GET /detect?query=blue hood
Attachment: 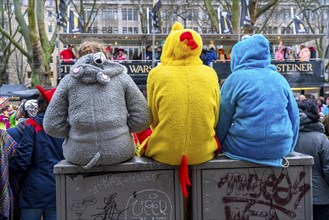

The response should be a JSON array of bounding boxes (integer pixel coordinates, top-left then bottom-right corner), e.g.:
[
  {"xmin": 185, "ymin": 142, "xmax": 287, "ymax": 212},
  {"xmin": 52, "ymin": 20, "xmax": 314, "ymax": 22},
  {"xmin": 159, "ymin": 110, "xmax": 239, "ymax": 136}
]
[{"xmin": 231, "ymin": 34, "xmax": 275, "ymax": 72}]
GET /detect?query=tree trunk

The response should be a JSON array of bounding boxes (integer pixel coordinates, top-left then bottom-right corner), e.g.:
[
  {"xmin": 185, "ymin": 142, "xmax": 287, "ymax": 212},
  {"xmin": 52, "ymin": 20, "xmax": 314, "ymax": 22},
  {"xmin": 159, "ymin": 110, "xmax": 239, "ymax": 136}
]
[
  {"xmin": 28, "ymin": 0, "xmax": 42, "ymax": 87},
  {"xmin": 204, "ymin": 0, "xmax": 219, "ymax": 33}
]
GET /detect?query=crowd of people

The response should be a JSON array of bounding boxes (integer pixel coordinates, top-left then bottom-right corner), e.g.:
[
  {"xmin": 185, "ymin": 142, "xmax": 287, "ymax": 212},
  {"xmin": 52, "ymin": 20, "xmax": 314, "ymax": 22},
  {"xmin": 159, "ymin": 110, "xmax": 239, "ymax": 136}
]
[
  {"xmin": 274, "ymin": 44, "xmax": 316, "ymax": 62},
  {"xmin": 1, "ymin": 23, "xmax": 328, "ymax": 220}
]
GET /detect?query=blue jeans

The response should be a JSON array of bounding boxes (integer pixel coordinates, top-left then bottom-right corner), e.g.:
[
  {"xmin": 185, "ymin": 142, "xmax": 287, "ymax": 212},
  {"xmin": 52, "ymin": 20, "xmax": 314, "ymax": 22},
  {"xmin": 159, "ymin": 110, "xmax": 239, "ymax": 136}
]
[{"xmin": 21, "ymin": 208, "xmax": 56, "ymax": 220}]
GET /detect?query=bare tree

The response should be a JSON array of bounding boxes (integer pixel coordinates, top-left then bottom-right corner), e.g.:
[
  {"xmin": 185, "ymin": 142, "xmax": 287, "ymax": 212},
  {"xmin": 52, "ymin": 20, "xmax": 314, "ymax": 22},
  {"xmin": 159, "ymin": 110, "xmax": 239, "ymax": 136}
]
[
  {"xmin": 0, "ymin": 0, "xmax": 57, "ymax": 86},
  {"xmin": 0, "ymin": 0, "xmax": 21, "ymax": 84},
  {"xmin": 294, "ymin": 0, "xmax": 329, "ymax": 72},
  {"xmin": 69, "ymin": 0, "xmax": 102, "ymax": 33}
]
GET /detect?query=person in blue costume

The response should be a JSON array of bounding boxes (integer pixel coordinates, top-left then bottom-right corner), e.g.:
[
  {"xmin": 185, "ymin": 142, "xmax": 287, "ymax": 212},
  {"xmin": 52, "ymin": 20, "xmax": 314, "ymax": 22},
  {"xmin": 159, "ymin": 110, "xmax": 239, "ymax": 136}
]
[{"xmin": 215, "ymin": 34, "xmax": 299, "ymax": 167}]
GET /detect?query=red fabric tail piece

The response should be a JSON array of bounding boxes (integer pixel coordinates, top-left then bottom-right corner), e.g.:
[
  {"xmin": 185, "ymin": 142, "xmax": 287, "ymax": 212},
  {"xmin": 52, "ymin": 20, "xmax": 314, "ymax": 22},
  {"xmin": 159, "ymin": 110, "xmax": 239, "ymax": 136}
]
[
  {"xmin": 179, "ymin": 155, "xmax": 191, "ymax": 198},
  {"xmin": 214, "ymin": 135, "xmax": 221, "ymax": 155}
]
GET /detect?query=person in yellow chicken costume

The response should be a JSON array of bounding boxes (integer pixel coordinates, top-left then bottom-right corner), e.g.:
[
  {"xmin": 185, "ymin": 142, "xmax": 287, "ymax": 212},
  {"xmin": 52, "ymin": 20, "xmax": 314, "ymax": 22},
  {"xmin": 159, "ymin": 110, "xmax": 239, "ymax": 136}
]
[{"xmin": 144, "ymin": 22, "xmax": 220, "ymax": 198}]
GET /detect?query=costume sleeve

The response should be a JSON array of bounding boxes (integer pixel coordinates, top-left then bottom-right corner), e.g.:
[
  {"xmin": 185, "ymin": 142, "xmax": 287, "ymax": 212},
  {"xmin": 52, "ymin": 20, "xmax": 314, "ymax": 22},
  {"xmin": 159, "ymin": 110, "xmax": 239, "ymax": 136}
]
[
  {"xmin": 286, "ymin": 88, "xmax": 300, "ymax": 152},
  {"xmin": 124, "ymin": 74, "xmax": 152, "ymax": 133},
  {"xmin": 215, "ymin": 78, "xmax": 236, "ymax": 144},
  {"xmin": 44, "ymin": 76, "xmax": 70, "ymax": 138},
  {"xmin": 320, "ymin": 137, "xmax": 329, "ymax": 185},
  {"xmin": 9, "ymin": 126, "xmax": 34, "ymax": 174}
]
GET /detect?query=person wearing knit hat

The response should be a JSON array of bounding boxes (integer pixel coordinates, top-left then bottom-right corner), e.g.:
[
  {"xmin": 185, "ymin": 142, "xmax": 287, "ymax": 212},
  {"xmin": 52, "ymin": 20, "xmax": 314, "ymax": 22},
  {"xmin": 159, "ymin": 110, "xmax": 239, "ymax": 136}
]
[
  {"xmin": 9, "ymin": 86, "xmax": 64, "ymax": 220},
  {"xmin": 43, "ymin": 43, "xmax": 151, "ymax": 170}
]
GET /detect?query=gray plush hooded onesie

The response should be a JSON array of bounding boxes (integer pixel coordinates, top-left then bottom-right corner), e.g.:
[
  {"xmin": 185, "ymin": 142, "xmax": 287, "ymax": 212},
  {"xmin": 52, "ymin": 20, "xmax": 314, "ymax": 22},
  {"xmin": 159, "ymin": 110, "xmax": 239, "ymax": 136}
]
[{"xmin": 44, "ymin": 53, "xmax": 151, "ymax": 169}]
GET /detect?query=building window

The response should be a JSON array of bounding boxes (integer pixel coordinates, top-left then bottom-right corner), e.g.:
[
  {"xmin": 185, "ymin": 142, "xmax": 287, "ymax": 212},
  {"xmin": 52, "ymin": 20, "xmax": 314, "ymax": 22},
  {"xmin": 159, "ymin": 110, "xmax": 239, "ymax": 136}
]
[
  {"xmin": 113, "ymin": 9, "xmax": 118, "ymax": 20},
  {"xmin": 281, "ymin": 27, "xmax": 285, "ymax": 34},
  {"xmin": 193, "ymin": 10, "xmax": 198, "ymax": 21},
  {"xmin": 108, "ymin": 27, "xmax": 112, "ymax": 33},
  {"xmin": 123, "ymin": 27, "xmax": 127, "ymax": 34},
  {"xmin": 187, "ymin": 10, "xmax": 192, "ymax": 21},
  {"xmin": 113, "ymin": 27, "xmax": 118, "ymax": 33},
  {"xmin": 134, "ymin": 9, "xmax": 138, "ymax": 21},
  {"xmin": 102, "ymin": 27, "xmax": 107, "ymax": 33},
  {"xmin": 128, "ymin": 27, "xmax": 133, "ymax": 34},
  {"xmin": 122, "ymin": 8, "xmax": 127, "ymax": 20},
  {"xmin": 128, "ymin": 8, "xmax": 132, "ymax": 20},
  {"xmin": 134, "ymin": 27, "xmax": 138, "ymax": 33},
  {"xmin": 267, "ymin": 26, "xmax": 272, "ymax": 34},
  {"xmin": 273, "ymin": 26, "xmax": 278, "ymax": 34},
  {"xmin": 202, "ymin": 11, "xmax": 207, "ymax": 20}
]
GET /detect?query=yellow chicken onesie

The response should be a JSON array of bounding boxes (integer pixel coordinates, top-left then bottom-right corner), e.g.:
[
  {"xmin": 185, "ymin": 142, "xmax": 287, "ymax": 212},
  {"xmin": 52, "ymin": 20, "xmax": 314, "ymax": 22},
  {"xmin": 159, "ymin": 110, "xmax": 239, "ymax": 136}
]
[{"xmin": 145, "ymin": 22, "xmax": 220, "ymax": 198}]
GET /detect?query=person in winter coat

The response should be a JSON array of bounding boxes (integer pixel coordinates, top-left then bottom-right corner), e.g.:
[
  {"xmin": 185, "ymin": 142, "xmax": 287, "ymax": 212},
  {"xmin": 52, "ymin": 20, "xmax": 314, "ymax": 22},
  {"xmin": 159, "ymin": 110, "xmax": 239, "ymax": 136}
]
[
  {"xmin": 309, "ymin": 46, "xmax": 316, "ymax": 59},
  {"xmin": 294, "ymin": 99, "xmax": 329, "ymax": 220},
  {"xmin": 298, "ymin": 45, "xmax": 311, "ymax": 61},
  {"xmin": 6, "ymin": 99, "xmax": 38, "ymax": 144},
  {"xmin": 44, "ymin": 41, "xmax": 151, "ymax": 169},
  {"xmin": 9, "ymin": 86, "xmax": 64, "ymax": 220},
  {"xmin": 204, "ymin": 47, "xmax": 217, "ymax": 67},
  {"xmin": 216, "ymin": 34, "xmax": 299, "ymax": 167},
  {"xmin": 274, "ymin": 46, "xmax": 285, "ymax": 61}
]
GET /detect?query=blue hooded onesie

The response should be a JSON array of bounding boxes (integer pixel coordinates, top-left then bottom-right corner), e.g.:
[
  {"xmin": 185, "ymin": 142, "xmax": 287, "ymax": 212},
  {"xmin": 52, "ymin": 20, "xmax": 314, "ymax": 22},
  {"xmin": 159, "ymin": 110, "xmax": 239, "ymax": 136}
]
[{"xmin": 215, "ymin": 34, "xmax": 299, "ymax": 167}]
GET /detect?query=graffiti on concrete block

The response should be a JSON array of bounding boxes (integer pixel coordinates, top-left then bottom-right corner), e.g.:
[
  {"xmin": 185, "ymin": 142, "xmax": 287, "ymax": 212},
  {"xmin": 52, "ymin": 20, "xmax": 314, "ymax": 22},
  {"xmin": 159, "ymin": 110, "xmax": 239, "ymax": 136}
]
[
  {"xmin": 125, "ymin": 189, "xmax": 173, "ymax": 220},
  {"xmin": 216, "ymin": 168, "xmax": 310, "ymax": 219},
  {"xmin": 92, "ymin": 193, "xmax": 128, "ymax": 220},
  {"xmin": 71, "ymin": 196, "xmax": 97, "ymax": 220},
  {"xmin": 87, "ymin": 172, "xmax": 157, "ymax": 194}
]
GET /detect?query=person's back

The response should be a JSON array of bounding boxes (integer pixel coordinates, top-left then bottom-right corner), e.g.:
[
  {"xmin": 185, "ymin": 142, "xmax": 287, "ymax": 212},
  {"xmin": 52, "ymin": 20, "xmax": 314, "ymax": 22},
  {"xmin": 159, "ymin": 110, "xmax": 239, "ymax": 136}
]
[
  {"xmin": 216, "ymin": 34, "xmax": 299, "ymax": 167},
  {"xmin": 204, "ymin": 48, "xmax": 217, "ymax": 67},
  {"xmin": 145, "ymin": 22, "xmax": 220, "ymax": 197},
  {"xmin": 294, "ymin": 99, "xmax": 329, "ymax": 220},
  {"xmin": 9, "ymin": 86, "xmax": 64, "ymax": 220}
]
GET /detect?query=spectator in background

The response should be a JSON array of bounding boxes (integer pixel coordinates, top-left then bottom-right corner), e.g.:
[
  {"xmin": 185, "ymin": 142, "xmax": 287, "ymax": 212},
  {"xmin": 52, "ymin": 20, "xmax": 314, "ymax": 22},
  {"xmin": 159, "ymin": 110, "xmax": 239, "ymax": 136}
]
[
  {"xmin": 60, "ymin": 44, "xmax": 76, "ymax": 62},
  {"xmin": 132, "ymin": 52, "xmax": 141, "ymax": 60},
  {"xmin": 322, "ymin": 97, "xmax": 329, "ymax": 116},
  {"xmin": 288, "ymin": 48, "xmax": 297, "ymax": 61},
  {"xmin": 7, "ymin": 99, "xmax": 38, "ymax": 144},
  {"xmin": 204, "ymin": 47, "xmax": 217, "ymax": 68},
  {"xmin": 0, "ymin": 106, "xmax": 10, "ymax": 131},
  {"xmin": 274, "ymin": 46, "xmax": 285, "ymax": 62},
  {"xmin": 318, "ymin": 96, "xmax": 325, "ymax": 113},
  {"xmin": 298, "ymin": 45, "xmax": 311, "ymax": 61},
  {"xmin": 226, "ymin": 48, "xmax": 232, "ymax": 61},
  {"xmin": 156, "ymin": 46, "xmax": 162, "ymax": 60},
  {"xmin": 9, "ymin": 86, "xmax": 64, "ymax": 220},
  {"xmin": 269, "ymin": 42, "xmax": 274, "ymax": 60},
  {"xmin": 217, "ymin": 48, "xmax": 226, "ymax": 63},
  {"xmin": 309, "ymin": 46, "xmax": 317, "ymax": 60},
  {"xmin": 294, "ymin": 99, "xmax": 329, "ymax": 220},
  {"xmin": 145, "ymin": 45, "xmax": 152, "ymax": 60}
]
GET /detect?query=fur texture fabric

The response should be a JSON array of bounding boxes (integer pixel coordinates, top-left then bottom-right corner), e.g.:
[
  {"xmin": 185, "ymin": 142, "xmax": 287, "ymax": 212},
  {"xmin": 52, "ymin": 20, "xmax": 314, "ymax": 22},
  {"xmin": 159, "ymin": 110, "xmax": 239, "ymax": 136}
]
[
  {"xmin": 44, "ymin": 53, "xmax": 151, "ymax": 169},
  {"xmin": 145, "ymin": 22, "xmax": 220, "ymax": 165}
]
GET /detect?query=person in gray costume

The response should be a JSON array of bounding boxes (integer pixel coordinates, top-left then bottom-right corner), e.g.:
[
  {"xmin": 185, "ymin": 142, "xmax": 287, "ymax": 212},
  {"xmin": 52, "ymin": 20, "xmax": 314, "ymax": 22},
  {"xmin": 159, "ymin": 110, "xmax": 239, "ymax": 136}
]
[{"xmin": 44, "ymin": 50, "xmax": 151, "ymax": 169}]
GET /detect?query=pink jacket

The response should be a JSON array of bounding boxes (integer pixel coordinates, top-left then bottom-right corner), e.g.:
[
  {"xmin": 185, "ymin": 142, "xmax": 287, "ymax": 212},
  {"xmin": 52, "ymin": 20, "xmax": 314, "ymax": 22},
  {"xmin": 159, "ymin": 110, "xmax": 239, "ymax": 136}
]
[
  {"xmin": 298, "ymin": 48, "xmax": 311, "ymax": 61},
  {"xmin": 274, "ymin": 47, "xmax": 285, "ymax": 61}
]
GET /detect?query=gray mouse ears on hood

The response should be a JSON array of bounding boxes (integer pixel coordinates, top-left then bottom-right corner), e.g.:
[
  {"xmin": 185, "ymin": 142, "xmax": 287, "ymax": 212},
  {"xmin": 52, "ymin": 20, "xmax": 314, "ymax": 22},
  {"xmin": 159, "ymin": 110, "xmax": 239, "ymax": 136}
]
[{"xmin": 69, "ymin": 53, "xmax": 127, "ymax": 84}]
